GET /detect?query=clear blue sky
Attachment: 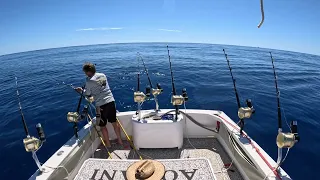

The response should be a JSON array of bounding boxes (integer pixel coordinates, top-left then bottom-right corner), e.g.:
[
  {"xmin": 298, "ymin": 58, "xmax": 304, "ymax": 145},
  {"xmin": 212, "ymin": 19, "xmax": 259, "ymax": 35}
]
[{"xmin": 1, "ymin": 0, "xmax": 319, "ymax": 55}]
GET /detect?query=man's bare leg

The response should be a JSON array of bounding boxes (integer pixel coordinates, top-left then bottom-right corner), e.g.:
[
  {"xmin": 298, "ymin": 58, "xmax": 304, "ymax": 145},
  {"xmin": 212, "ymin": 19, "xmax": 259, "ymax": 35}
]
[
  {"xmin": 112, "ymin": 122, "xmax": 123, "ymax": 145},
  {"xmin": 100, "ymin": 126, "xmax": 111, "ymax": 147}
]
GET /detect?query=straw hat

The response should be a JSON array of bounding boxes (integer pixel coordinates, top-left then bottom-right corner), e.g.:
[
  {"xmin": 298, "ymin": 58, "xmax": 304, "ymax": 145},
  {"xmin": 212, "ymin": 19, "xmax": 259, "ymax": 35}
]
[{"xmin": 126, "ymin": 160, "xmax": 165, "ymax": 180}]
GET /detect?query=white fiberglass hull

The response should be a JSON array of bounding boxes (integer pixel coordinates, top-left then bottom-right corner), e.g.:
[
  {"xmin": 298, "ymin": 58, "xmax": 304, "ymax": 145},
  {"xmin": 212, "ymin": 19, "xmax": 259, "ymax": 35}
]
[{"xmin": 29, "ymin": 109, "xmax": 291, "ymax": 180}]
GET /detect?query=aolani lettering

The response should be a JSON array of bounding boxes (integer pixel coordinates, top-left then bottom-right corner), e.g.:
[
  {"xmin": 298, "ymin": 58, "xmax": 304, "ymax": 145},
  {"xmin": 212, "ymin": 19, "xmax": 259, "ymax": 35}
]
[{"xmin": 89, "ymin": 169, "xmax": 199, "ymax": 180}]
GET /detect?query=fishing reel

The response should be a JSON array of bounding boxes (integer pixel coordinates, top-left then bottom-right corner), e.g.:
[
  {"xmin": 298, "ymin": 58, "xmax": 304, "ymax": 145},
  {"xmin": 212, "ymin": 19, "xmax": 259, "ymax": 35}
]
[
  {"xmin": 238, "ymin": 99, "xmax": 255, "ymax": 119},
  {"xmin": 134, "ymin": 91, "xmax": 147, "ymax": 103},
  {"xmin": 67, "ymin": 105, "xmax": 89, "ymax": 123},
  {"xmin": 171, "ymin": 88, "xmax": 188, "ymax": 105},
  {"xmin": 144, "ymin": 83, "xmax": 163, "ymax": 99},
  {"xmin": 67, "ymin": 112, "xmax": 80, "ymax": 123},
  {"xmin": 23, "ymin": 123, "xmax": 46, "ymax": 152},
  {"xmin": 277, "ymin": 121, "xmax": 300, "ymax": 148},
  {"xmin": 152, "ymin": 83, "xmax": 163, "ymax": 96}
]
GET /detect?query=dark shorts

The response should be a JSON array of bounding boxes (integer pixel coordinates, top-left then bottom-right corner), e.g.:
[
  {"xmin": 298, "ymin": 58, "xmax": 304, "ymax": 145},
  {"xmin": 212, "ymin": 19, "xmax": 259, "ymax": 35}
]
[{"xmin": 99, "ymin": 101, "xmax": 117, "ymax": 127}]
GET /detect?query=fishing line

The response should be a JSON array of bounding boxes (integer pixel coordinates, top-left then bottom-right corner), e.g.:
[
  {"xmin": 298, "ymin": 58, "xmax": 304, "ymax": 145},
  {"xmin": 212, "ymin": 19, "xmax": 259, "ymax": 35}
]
[{"xmin": 281, "ymin": 107, "xmax": 292, "ymax": 132}]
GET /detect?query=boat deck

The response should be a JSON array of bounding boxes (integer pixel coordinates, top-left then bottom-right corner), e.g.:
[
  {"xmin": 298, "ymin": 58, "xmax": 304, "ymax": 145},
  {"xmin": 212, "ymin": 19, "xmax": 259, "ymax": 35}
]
[{"xmin": 93, "ymin": 138, "xmax": 243, "ymax": 180}]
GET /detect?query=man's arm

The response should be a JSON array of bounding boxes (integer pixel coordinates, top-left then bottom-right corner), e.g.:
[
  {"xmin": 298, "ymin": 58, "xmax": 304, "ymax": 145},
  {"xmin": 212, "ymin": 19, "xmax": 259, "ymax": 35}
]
[{"xmin": 75, "ymin": 81, "xmax": 91, "ymax": 95}]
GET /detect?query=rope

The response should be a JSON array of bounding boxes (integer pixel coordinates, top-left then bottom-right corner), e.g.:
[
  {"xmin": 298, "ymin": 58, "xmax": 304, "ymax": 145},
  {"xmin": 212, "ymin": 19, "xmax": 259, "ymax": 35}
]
[
  {"xmin": 116, "ymin": 117, "xmax": 143, "ymax": 160},
  {"xmin": 87, "ymin": 114, "xmax": 114, "ymax": 159},
  {"xmin": 257, "ymin": 0, "xmax": 265, "ymax": 28}
]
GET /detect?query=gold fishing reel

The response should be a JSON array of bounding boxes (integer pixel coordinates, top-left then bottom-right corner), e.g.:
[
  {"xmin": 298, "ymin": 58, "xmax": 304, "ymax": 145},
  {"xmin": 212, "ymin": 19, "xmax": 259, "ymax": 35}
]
[
  {"xmin": 152, "ymin": 83, "xmax": 163, "ymax": 96},
  {"xmin": 171, "ymin": 88, "xmax": 188, "ymax": 106},
  {"xmin": 134, "ymin": 91, "xmax": 147, "ymax": 103},
  {"xmin": 276, "ymin": 121, "xmax": 300, "ymax": 148},
  {"xmin": 23, "ymin": 136, "xmax": 41, "ymax": 152},
  {"xmin": 67, "ymin": 112, "xmax": 80, "ymax": 122},
  {"xmin": 171, "ymin": 95, "xmax": 184, "ymax": 106},
  {"xmin": 238, "ymin": 99, "xmax": 255, "ymax": 119}
]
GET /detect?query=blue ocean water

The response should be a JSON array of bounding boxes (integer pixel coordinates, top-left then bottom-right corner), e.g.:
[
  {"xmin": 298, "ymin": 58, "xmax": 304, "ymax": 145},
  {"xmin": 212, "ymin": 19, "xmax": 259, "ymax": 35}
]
[{"xmin": 0, "ymin": 43, "xmax": 319, "ymax": 180}]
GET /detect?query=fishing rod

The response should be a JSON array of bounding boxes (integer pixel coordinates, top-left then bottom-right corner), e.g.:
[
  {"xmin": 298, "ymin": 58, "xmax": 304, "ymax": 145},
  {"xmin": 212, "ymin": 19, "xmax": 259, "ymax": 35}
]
[
  {"xmin": 269, "ymin": 52, "xmax": 300, "ymax": 166},
  {"xmin": 66, "ymin": 84, "xmax": 93, "ymax": 137},
  {"xmin": 134, "ymin": 54, "xmax": 146, "ymax": 119},
  {"xmin": 138, "ymin": 53, "xmax": 153, "ymax": 88},
  {"xmin": 223, "ymin": 49, "xmax": 255, "ymax": 134},
  {"xmin": 73, "ymin": 85, "xmax": 85, "ymax": 138},
  {"xmin": 167, "ymin": 46, "xmax": 177, "ymax": 96},
  {"xmin": 15, "ymin": 77, "xmax": 46, "ymax": 172},
  {"xmin": 15, "ymin": 77, "xmax": 30, "ymax": 136},
  {"xmin": 270, "ymin": 52, "xmax": 282, "ymax": 130},
  {"xmin": 223, "ymin": 49, "xmax": 241, "ymax": 109},
  {"xmin": 166, "ymin": 45, "xmax": 188, "ymax": 121},
  {"xmin": 67, "ymin": 85, "xmax": 143, "ymax": 160},
  {"xmin": 136, "ymin": 52, "xmax": 163, "ymax": 113}
]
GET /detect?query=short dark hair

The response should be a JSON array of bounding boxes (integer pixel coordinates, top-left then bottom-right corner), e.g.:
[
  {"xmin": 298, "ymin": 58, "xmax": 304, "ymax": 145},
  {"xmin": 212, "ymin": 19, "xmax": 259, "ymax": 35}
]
[{"xmin": 83, "ymin": 62, "xmax": 96, "ymax": 73}]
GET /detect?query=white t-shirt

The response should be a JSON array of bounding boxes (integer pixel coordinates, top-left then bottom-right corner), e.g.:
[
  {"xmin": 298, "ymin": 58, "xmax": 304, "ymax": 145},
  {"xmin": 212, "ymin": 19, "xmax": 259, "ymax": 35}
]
[{"xmin": 84, "ymin": 73, "xmax": 115, "ymax": 107}]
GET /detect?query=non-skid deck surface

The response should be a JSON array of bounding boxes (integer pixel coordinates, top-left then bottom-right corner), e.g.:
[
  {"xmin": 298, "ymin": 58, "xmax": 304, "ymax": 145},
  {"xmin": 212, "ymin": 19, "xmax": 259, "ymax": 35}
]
[
  {"xmin": 93, "ymin": 138, "xmax": 243, "ymax": 180},
  {"xmin": 75, "ymin": 158, "xmax": 216, "ymax": 180}
]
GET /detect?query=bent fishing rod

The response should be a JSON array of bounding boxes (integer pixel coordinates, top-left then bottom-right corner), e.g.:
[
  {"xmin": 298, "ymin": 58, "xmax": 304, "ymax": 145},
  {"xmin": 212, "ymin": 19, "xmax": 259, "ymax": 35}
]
[
  {"xmin": 134, "ymin": 54, "xmax": 148, "ymax": 119},
  {"xmin": 269, "ymin": 52, "xmax": 300, "ymax": 166},
  {"xmin": 15, "ymin": 77, "xmax": 46, "ymax": 172},
  {"xmin": 137, "ymin": 53, "xmax": 153, "ymax": 88},
  {"xmin": 73, "ymin": 84, "xmax": 85, "ymax": 138},
  {"xmin": 66, "ymin": 84, "xmax": 143, "ymax": 160},
  {"xmin": 223, "ymin": 49, "xmax": 255, "ymax": 135},
  {"xmin": 135, "ymin": 52, "xmax": 163, "ymax": 113}
]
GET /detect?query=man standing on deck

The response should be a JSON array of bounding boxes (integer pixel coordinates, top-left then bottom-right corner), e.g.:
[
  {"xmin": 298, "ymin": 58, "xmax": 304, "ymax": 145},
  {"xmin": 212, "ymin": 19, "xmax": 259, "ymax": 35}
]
[{"xmin": 76, "ymin": 62, "xmax": 123, "ymax": 147}]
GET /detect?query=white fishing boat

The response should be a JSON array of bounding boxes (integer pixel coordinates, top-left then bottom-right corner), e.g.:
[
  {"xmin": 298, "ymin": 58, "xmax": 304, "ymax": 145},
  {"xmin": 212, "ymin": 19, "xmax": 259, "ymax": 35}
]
[
  {"xmin": 19, "ymin": 47, "xmax": 299, "ymax": 180},
  {"xmin": 27, "ymin": 108, "xmax": 292, "ymax": 180}
]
